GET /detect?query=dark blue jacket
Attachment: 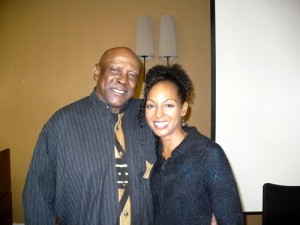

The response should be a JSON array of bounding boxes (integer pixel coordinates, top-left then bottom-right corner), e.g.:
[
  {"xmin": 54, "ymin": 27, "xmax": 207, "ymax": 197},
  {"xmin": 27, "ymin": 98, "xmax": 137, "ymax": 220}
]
[{"xmin": 151, "ymin": 126, "xmax": 243, "ymax": 225}]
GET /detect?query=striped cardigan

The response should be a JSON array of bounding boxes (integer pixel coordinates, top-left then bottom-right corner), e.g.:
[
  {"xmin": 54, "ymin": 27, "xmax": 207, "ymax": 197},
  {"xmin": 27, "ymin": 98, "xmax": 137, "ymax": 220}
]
[{"xmin": 23, "ymin": 90, "xmax": 156, "ymax": 225}]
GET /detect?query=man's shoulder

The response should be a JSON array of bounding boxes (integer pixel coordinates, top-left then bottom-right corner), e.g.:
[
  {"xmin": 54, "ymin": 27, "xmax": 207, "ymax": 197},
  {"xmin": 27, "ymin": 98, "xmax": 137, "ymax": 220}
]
[
  {"xmin": 59, "ymin": 96, "xmax": 90, "ymax": 112},
  {"xmin": 129, "ymin": 98, "xmax": 143, "ymax": 105},
  {"xmin": 126, "ymin": 98, "xmax": 142, "ymax": 112},
  {"xmin": 47, "ymin": 96, "xmax": 90, "ymax": 121}
]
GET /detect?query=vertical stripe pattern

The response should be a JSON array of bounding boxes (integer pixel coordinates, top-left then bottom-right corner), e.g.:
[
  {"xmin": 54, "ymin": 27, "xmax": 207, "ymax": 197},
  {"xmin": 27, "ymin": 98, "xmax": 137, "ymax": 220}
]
[{"xmin": 22, "ymin": 91, "xmax": 156, "ymax": 225}]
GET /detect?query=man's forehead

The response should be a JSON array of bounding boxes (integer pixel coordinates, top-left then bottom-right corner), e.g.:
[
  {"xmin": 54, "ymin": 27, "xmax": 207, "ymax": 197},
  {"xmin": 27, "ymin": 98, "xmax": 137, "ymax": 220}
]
[
  {"xmin": 104, "ymin": 48, "xmax": 133, "ymax": 60},
  {"xmin": 104, "ymin": 55, "xmax": 139, "ymax": 69}
]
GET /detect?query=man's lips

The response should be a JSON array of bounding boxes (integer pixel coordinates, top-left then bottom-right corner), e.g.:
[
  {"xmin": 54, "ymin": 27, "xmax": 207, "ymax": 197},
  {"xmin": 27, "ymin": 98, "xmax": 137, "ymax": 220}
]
[{"xmin": 112, "ymin": 88, "xmax": 126, "ymax": 94}]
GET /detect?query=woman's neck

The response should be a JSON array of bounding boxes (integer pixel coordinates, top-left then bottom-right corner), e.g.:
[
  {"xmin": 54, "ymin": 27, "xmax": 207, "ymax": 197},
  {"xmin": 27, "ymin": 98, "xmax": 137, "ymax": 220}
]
[{"xmin": 161, "ymin": 129, "xmax": 187, "ymax": 159}]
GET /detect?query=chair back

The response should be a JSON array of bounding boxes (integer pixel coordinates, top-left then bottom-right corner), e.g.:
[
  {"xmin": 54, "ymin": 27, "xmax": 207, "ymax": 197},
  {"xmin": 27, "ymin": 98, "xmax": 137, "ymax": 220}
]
[{"xmin": 262, "ymin": 183, "xmax": 300, "ymax": 225}]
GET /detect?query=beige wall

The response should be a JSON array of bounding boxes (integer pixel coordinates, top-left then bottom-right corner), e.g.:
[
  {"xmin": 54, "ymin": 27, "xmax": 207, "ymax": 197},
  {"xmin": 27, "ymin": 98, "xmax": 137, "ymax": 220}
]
[
  {"xmin": 245, "ymin": 214, "xmax": 262, "ymax": 225},
  {"xmin": 0, "ymin": 0, "xmax": 211, "ymax": 222}
]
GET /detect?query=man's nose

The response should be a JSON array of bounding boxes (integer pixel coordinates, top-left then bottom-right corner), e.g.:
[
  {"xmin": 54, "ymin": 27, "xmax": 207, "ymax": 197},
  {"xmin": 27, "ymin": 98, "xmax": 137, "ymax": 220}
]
[{"xmin": 117, "ymin": 72, "xmax": 129, "ymax": 84}]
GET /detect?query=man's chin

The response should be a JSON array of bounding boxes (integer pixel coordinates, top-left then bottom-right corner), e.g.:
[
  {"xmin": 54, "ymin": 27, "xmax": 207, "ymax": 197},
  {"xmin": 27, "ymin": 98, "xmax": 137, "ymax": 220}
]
[{"xmin": 107, "ymin": 101, "xmax": 128, "ymax": 113}]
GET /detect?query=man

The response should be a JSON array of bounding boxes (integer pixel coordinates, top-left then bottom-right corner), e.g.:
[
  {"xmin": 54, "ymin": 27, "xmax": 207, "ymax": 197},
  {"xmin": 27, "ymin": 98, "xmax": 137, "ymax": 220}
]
[{"xmin": 23, "ymin": 47, "xmax": 156, "ymax": 225}]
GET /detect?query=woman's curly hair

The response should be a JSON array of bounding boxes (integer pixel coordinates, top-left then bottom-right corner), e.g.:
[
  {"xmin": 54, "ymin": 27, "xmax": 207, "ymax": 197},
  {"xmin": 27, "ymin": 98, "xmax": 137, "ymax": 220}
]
[{"xmin": 138, "ymin": 64, "xmax": 193, "ymax": 126}]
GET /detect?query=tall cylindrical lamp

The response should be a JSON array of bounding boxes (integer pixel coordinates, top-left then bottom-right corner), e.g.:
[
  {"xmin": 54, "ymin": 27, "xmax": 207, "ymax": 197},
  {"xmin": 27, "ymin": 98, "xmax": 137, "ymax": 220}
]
[
  {"xmin": 136, "ymin": 15, "xmax": 154, "ymax": 80},
  {"xmin": 158, "ymin": 15, "xmax": 177, "ymax": 66}
]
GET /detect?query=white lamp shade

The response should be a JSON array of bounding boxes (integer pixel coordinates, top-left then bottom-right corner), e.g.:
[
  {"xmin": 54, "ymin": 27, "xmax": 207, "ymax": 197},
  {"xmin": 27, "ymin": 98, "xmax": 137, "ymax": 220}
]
[
  {"xmin": 136, "ymin": 15, "xmax": 155, "ymax": 59},
  {"xmin": 158, "ymin": 15, "xmax": 177, "ymax": 58}
]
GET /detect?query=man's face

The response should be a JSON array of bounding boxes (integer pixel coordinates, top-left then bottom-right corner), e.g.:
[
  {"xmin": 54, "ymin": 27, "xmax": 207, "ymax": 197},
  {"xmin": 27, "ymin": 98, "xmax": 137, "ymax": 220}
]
[{"xmin": 95, "ymin": 49, "xmax": 140, "ymax": 113}]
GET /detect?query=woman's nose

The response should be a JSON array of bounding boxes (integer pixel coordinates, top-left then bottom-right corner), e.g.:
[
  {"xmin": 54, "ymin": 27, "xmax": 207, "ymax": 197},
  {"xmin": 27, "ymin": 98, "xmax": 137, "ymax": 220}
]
[{"xmin": 155, "ymin": 107, "xmax": 164, "ymax": 117}]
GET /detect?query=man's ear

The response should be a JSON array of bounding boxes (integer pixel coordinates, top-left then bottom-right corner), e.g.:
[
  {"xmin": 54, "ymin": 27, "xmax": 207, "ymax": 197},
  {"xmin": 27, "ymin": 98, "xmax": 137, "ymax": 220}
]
[
  {"xmin": 181, "ymin": 101, "xmax": 189, "ymax": 117},
  {"xmin": 93, "ymin": 63, "xmax": 100, "ymax": 81}
]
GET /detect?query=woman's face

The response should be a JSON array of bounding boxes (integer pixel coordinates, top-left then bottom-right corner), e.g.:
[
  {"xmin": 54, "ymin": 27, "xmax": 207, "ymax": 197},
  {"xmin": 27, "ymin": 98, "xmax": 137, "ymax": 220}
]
[{"xmin": 145, "ymin": 81, "xmax": 188, "ymax": 140}]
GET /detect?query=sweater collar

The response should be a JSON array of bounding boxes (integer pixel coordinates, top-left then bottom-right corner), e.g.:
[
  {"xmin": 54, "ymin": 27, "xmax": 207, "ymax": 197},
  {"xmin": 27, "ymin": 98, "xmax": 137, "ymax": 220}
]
[{"xmin": 157, "ymin": 126, "xmax": 199, "ymax": 160}]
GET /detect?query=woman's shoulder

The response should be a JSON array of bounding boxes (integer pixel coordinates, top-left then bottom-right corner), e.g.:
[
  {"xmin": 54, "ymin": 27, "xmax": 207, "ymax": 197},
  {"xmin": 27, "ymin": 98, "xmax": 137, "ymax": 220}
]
[
  {"xmin": 184, "ymin": 126, "xmax": 217, "ymax": 146},
  {"xmin": 183, "ymin": 126, "xmax": 225, "ymax": 157}
]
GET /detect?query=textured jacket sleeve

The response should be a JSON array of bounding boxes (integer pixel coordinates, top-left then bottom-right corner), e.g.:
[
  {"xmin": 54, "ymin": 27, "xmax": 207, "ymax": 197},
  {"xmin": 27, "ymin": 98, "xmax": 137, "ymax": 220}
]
[
  {"xmin": 204, "ymin": 143, "xmax": 244, "ymax": 225},
  {"xmin": 23, "ymin": 121, "xmax": 58, "ymax": 225}
]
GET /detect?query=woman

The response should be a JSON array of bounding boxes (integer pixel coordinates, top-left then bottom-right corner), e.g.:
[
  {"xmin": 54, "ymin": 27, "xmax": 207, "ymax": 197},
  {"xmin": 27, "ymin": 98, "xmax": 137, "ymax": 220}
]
[{"xmin": 139, "ymin": 64, "xmax": 244, "ymax": 225}]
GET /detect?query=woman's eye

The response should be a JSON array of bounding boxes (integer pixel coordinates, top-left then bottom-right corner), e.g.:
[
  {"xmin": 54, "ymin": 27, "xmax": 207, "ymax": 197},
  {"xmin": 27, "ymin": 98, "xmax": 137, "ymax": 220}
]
[
  {"xmin": 165, "ymin": 104, "xmax": 174, "ymax": 108},
  {"xmin": 145, "ymin": 104, "xmax": 154, "ymax": 109}
]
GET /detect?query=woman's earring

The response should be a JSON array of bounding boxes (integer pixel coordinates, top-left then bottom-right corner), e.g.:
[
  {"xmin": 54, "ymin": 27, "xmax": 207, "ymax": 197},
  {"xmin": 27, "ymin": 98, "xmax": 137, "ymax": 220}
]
[{"xmin": 181, "ymin": 119, "xmax": 186, "ymax": 127}]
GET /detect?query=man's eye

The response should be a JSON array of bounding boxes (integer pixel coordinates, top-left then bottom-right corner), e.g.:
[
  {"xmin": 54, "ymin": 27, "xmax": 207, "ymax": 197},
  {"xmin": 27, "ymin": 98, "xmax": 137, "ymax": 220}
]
[
  {"xmin": 128, "ymin": 73, "xmax": 138, "ymax": 78},
  {"xmin": 110, "ymin": 68, "xmax": 120, "ymax": 74}
]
